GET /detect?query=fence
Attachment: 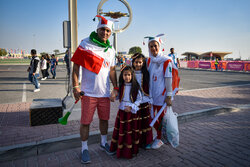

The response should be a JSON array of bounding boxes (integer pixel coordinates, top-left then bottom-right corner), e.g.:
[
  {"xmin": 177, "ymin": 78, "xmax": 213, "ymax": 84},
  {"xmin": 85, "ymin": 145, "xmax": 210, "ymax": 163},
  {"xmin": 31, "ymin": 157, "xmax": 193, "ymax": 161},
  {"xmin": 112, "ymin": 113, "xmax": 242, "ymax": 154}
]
[{"xmin": 180, "ymin": 60, "xmax": 250, "ymax": 72}]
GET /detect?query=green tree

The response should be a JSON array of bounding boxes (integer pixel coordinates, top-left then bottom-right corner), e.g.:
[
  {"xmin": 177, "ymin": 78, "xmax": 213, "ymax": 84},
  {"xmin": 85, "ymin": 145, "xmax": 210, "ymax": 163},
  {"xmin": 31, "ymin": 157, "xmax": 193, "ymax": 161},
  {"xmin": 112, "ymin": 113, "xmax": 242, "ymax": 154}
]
[
  {"xmin": 53, "ymin": 49, "xmax": 60, "ymax": 55},
  {"xmin": 0, "ymin": 48, "xmax": 7, "ymax": 56},
  {"xmin": 128, "ymin": 46, "xmax": 142, "ymax": 55}
]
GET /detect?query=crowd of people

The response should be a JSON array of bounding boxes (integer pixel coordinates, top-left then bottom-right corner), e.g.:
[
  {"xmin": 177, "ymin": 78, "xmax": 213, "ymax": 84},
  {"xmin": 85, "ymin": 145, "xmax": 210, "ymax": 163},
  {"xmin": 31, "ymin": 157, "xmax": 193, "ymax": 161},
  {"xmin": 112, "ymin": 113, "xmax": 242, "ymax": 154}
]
[
  {"xmin": 27, "ymin": 50, "xmax": 59, "ymax": 92},
  {"xmin": 71, "ymin": 15, "xmax": 180, "ymax": 164}
]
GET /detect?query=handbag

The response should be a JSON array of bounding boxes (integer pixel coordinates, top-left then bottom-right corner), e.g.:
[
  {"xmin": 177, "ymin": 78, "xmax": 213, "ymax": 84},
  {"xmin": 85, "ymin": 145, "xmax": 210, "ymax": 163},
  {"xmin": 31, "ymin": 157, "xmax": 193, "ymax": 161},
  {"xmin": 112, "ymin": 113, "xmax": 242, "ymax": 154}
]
[{"xmin": 161, "ymin": 106, "xmax": 179, "ymax": 148}]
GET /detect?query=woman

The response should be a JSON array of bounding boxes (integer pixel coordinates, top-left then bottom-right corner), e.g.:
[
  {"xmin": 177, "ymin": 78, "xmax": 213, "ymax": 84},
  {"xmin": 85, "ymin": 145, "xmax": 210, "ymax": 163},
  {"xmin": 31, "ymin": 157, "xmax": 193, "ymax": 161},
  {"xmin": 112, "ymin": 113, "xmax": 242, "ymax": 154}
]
[{"xmin": 145, "ymin": 34, "xmax": 179, "ymax": 149}]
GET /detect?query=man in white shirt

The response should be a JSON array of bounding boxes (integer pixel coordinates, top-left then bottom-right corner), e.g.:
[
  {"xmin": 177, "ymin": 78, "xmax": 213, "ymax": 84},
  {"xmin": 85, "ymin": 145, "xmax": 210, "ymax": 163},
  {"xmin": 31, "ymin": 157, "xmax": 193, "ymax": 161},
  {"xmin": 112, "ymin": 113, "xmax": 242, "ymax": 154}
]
[
  {"xmin": 168, "ymin": 48, "xmax": 180, "ymax": 68},
  {"xmin": 71, "ymin": 15, "xmax": 118, "ymax": 164}
]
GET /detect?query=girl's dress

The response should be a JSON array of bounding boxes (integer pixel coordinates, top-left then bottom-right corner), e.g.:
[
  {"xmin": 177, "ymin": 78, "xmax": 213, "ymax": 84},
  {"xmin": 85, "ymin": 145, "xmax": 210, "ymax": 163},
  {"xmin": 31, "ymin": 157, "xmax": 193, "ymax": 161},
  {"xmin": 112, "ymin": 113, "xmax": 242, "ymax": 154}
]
[
  {"xmin": 134, "ymin": 70, "xmax": 153, "ymax": 147},
  {"xmin": 110, "ymin": 83, "xmax": 142, "ymax": 159}
]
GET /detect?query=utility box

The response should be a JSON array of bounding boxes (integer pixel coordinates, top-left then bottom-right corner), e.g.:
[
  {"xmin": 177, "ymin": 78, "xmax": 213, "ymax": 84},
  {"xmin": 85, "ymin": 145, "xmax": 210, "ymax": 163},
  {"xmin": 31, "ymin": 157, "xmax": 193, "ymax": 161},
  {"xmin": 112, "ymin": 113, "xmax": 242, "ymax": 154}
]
[{"xmin": 29, "ymin": 99, "xmax": 62, "ymax": 126}]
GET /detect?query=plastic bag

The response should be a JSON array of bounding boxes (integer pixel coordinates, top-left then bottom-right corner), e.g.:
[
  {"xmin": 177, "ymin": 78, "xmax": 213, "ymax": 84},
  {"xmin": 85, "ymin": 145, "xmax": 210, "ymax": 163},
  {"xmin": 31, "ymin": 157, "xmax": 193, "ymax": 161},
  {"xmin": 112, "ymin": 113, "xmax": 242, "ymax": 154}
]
[{"xmin": 161, "ymin": 106, "xmax": 179, "ymax": 148}]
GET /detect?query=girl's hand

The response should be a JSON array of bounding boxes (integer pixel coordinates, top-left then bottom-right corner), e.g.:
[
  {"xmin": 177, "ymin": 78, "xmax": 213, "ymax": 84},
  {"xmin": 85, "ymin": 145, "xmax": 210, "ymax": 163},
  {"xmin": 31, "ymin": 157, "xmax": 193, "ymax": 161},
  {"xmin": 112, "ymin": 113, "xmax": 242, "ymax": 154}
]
[
  {"xmin": 148, "ymin": 103, "xmax": 152, "ymax": 110},
  {"xmin": 124, "ymin": 106, "xmax": 132, "ymax": 112}
]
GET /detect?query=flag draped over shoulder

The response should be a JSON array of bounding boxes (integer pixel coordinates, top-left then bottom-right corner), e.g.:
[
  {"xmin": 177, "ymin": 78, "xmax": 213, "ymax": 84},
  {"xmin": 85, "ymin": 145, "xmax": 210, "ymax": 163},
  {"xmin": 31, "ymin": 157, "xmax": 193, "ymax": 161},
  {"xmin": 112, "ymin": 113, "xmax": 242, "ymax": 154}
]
[
  {"xmin": 71, "ymin": 31, "xmax": 112, "ymax": 74},
  {"xmin": 71, "ymin": 46, "xmax": 104, "ymax": 74}
]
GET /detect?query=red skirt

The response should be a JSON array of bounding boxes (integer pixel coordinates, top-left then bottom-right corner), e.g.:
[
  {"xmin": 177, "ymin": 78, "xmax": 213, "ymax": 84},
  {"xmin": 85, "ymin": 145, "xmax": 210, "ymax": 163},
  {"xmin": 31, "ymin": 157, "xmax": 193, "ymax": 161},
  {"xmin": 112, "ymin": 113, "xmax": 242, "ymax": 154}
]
[
  {"xmin": 110, "ymin": 109, "xmax": 140, "ymax": 159},
  {"xmin": 137, "ymin": 102, "xmax": 153, "ymax": 147}
]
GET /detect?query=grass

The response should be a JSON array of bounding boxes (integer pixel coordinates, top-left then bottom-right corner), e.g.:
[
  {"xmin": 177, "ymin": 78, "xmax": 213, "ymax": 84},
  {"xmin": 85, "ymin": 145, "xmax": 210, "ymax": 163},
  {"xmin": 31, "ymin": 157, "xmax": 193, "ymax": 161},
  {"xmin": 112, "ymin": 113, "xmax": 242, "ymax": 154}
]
[{"xmin": 0, "ymin": 58, "xmax": 30, "ymax": 64}]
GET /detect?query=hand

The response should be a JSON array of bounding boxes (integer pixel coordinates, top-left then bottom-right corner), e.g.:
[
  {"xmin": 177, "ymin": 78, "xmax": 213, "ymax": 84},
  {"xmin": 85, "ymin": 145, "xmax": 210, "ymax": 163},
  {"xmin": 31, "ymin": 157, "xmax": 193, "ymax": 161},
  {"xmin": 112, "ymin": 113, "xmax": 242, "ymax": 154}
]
[
  {"xmin": 32, "ymin": 73, "xmax": 35, "ymax": 76},
  {"xmin": 73, "ymin": 87, "xmax": 83, "ymax": 101},
  {"xmin": 110, "ymin": 89, "xmax": 118, "ymax": 102},
  {"xmin": 148, "ymin": 103, "xmax": 152, "ymax": 110},
  {"xmin": 165, "ymin": 96, "xmax": 172, "ymax": 106},
  {"xmin": 124, "ymin": 106, "xmax": 132, "ymax": 112}
]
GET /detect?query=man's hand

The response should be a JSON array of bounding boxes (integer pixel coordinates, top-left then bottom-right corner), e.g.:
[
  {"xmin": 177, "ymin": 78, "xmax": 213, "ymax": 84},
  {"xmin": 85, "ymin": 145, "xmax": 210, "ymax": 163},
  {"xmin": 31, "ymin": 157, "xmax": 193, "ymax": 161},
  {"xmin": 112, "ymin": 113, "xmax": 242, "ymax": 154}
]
[
  {"xmin": 32, "ymin": 73, "xmax": 35, "ymax": 76},
  {"xmin": 110, "ymin": 89, "xmax": 118, "ymax": 102},
  {"xmin": 73, "ymin": 87, "xmax": 82, "ymax": 101},
  {"xmin": 165, "ymin": 96, "xmax": 172, "ymax": 106}
]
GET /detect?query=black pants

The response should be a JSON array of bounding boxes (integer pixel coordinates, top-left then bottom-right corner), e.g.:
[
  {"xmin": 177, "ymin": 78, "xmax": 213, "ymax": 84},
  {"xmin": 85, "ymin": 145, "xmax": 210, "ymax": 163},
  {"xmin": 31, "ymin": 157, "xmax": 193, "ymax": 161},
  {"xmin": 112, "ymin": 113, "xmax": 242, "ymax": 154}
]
[{"xmin": 41, "ymin": 70, "xmax": 46, "ymax": 78}]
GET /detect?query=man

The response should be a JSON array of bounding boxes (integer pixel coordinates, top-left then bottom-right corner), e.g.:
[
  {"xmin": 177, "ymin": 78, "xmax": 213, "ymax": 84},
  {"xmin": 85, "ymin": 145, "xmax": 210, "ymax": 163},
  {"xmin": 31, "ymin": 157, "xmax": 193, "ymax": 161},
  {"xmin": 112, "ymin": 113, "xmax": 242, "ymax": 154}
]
[
  {"xmin": 27, "ymin": 49, "xmax": 40, "ymax": 92},
  {"xmin": 71, "ymin": 15, "xmax": 118, "ymax": 164},
  {"xmin": 64, "ymin": 49, "xmax": 70, "ymax": 75},
  {"xmin": 50, "ymin": 54, "xmax": 57, "ymax": 79},
  {"xmin": 168, "ymin": 48, "xmax": 180, "ymax": 68}
]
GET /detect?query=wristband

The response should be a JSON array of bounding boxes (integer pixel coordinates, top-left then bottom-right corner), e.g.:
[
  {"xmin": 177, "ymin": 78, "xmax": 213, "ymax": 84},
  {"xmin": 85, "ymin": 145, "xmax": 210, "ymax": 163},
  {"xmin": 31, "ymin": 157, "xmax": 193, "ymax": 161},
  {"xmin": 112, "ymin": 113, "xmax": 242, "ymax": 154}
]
[
  {"xmin": 114, "ymin": 87, "xmax": 119, "ymax": 90},
  {"xmin": 73, "ymin": 85, "xmax": 79, "ymax": 89}
]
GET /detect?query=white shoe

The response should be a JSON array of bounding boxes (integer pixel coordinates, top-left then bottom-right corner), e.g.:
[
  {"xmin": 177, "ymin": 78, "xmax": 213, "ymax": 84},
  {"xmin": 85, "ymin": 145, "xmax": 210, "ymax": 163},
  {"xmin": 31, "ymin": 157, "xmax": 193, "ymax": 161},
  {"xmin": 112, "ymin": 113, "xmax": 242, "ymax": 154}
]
[
  {"xmin": 34, "ymin": 88, "xmax": 40, "ymax": 92},
  {"xmin": 151, "ymin": 139, "xmax": 164, "ymax": 149},
  {"xmin": 41, "ymin": 78, "xmax": 45, "ymax": 80}
]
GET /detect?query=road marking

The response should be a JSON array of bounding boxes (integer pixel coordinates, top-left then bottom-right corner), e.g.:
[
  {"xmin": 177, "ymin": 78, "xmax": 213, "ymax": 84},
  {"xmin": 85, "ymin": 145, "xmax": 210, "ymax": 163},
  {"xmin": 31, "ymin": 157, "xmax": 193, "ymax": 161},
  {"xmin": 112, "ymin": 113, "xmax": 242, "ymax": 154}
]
[{"xmin": 22, "ymin": 83, "xmax": 26, "ymax": 102}]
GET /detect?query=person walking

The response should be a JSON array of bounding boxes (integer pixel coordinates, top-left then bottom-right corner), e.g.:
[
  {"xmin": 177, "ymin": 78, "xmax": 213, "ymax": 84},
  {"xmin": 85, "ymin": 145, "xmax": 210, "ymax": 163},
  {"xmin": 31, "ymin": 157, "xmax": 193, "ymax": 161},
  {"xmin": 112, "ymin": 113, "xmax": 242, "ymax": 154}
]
[
  {"xmin": 168, "ymin": 48, "xmax": 180, "ymax": 68},
  {"xmin": 71, "ymin": 15, "xmax": 118, "ymax": 164},
  {"xmin": 27, "ymin": 49, "xmax": 40, "ymax": 92},
  {"xmin": 215, "ymin": 57, "xmax": 219, "ymax": 71},
  {"xmin": 45, "ymin": 54, "xmax": 50, "ymax": 78},
  {"xmin": 40, "ymin": 55, "xmax": 47, "ymax": 80},
  {"xmin": 50, "ymin": 54, "xmax": 57, "ymax": 79}
]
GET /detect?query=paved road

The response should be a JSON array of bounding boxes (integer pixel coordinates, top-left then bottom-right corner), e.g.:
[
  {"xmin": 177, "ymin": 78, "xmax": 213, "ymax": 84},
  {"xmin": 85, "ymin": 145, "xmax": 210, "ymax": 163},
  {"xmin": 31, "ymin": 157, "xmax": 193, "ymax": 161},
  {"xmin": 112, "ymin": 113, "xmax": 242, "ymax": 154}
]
[
  {"xmin": 1, "ymin": 106, "xmax": 249, "ymax": 167},
  {"xmin": 0, "ymin": 65, "xmax": 249, "ymax": 104}
]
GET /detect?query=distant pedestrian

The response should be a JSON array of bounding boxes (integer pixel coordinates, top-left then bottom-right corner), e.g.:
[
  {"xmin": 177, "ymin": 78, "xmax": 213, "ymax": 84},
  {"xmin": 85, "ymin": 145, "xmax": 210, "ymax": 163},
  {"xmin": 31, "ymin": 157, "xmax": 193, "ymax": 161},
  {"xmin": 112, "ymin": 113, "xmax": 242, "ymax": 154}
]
[
  {"xmin": 64, "ymin": 50, "xmax": 70, "ymax": 75},
  {"xmin": 40, "ymin": 55, "xmax": 47, "ymax": 80},
  {"xmin": 168, "ymin": 48, "xmax": 180, "ymax": 68},
  {"xmin": 50, "ymin": 54, "xmax": 57, "ymax": 79},
  {"xmin": 27, "ymin": 49, "xmax": 40, "ymax": 92},
  {"xmin": 215, "ymin": 58, "xmax": 219, "ymax": 71},
  {"xmin": 45, "ymin": 54, "xmax": 50, "ymax": 78}
]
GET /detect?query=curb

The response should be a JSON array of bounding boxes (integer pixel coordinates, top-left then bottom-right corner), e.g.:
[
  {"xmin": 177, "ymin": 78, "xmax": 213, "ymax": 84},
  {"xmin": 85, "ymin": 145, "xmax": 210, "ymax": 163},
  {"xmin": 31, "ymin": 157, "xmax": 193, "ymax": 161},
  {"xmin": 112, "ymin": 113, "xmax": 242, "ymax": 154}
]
[{"xmin": 0, "ymin": 106, "xmax": 236, "ymax": 162}]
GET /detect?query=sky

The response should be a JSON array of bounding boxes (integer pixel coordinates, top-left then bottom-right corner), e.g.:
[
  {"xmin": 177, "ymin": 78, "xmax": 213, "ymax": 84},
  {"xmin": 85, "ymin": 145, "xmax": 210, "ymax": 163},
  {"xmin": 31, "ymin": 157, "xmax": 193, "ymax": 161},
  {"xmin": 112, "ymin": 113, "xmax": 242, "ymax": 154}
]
[{"xmin": 0, "ymin": 0, "xmax": 250, "ymax": 60}]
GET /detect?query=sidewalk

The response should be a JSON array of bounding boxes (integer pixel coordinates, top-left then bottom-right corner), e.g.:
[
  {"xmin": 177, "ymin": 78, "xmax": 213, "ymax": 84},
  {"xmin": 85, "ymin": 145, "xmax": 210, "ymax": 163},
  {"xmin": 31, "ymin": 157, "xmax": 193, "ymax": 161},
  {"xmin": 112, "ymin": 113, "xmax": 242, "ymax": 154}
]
[
  {"xmin": 1, "ymin": 104, "xmax": 250, "ymax": 166},
  {"xmin": 0, "ymin": 84, "xmax": 250, "ymax": 161}
]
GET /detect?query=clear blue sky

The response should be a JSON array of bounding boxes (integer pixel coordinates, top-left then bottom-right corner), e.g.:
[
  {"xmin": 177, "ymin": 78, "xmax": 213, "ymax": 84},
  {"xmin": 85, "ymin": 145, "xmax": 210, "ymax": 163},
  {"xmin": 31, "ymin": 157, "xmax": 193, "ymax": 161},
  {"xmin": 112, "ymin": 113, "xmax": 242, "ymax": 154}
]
[{"xmin": 1, "ymin": 0, "xmax": 250, "ymax": 60}]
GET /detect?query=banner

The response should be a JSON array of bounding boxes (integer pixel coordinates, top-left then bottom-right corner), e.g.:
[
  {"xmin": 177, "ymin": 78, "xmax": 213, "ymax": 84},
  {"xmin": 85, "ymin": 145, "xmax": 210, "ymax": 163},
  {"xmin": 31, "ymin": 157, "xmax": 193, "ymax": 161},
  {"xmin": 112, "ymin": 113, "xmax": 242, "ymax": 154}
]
[
  {"xmin": 199, "ymin": 61, "xmax": 211, "ymax": 69},
  {"xmin": 226, "ymin": 62, "xmax": 244, "ymax": 71}
]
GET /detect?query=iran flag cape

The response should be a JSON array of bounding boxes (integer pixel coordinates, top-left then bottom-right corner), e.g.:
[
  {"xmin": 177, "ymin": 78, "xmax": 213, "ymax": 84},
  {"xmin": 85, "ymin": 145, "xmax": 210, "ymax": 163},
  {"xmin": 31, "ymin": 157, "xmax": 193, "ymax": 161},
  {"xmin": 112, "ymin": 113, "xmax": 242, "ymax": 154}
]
[
  {"xmin": 147, "ymin": 53, "xmax": 180, "ymax": 97},
  {"xmin": 71, "ymin": 38, "xmax": 104, "ymax": 74}
]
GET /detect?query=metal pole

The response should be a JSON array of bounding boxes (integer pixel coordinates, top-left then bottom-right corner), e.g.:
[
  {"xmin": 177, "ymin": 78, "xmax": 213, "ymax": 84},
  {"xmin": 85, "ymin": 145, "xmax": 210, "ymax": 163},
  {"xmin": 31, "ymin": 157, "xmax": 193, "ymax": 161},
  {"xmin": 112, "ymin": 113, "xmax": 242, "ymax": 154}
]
[
  {"xmin": 68, "ymin": 0, "xmax": 78, "ymax": 97},
  {"xmin": 113, "ymin": 32, "xmax": 117, "ymax": 55}
]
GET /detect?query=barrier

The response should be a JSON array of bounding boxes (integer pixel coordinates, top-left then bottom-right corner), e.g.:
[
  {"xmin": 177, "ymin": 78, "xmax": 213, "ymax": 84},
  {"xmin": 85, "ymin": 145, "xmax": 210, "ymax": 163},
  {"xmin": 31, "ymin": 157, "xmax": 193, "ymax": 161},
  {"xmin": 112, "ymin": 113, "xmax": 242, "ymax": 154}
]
[{"xmin": 181, "ymin": 60, "xmax": 250, "ymax": 72}]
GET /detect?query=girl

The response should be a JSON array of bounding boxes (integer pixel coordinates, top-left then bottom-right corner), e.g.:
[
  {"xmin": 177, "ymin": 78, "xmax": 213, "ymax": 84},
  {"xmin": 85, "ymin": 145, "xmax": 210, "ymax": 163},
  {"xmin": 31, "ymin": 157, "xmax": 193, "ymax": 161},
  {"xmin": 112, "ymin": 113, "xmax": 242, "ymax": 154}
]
[
  {"xmin": 110, "ymin": 65, "xmax": 142, "ymax": 159},
  {"xmin": 131, "ymin": 53, "xmax": 153, "ymax": 149}
]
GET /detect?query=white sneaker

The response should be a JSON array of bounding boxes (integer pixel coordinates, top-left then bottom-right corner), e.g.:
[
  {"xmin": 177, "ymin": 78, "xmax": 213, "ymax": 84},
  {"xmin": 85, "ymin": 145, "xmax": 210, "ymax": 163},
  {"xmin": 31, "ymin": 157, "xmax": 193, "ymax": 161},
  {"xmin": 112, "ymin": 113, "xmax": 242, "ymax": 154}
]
[
  {"xmin": 41, "ymin": 78, "xmax": 45, "ymax": 80},
  {"xmin": 34, "ymin": 88, "xmax": 40, "ymax": 92},
  {"xmin": 151, "ymin": 139, "xmax": 164, "ymax": 149}
]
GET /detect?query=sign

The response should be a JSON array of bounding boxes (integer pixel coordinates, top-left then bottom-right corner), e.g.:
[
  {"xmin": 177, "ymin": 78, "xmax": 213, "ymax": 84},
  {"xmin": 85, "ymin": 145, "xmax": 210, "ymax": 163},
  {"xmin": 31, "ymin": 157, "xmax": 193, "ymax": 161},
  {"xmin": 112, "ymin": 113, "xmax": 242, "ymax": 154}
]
[{"xmin": 199, "ymin": 61, "xmax": 211, "ymax": 69}]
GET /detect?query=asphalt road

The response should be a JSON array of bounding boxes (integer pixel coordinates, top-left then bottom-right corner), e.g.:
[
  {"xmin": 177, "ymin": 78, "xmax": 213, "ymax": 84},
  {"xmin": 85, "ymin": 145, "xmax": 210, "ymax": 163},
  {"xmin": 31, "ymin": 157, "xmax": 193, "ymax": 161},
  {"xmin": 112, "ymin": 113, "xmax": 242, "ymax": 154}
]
[{"xmin": 0, "ymin": 65, "xmax": 249, "ymax": 104}]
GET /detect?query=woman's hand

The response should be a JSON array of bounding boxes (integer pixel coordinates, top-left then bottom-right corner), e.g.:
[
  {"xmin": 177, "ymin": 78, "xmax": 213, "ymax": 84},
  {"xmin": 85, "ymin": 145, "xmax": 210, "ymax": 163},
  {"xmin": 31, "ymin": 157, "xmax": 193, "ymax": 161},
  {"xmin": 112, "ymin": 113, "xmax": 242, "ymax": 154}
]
[{"xmin": 165, "ymin": 96, "xmax": 172, "ymax": 106}]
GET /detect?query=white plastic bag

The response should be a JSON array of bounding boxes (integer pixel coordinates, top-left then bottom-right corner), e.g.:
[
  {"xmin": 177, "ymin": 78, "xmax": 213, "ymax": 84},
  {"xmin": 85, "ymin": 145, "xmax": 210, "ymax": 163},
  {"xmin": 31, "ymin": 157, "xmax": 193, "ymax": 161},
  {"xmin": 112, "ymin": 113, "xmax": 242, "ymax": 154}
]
[{"xmin": 161, "ymin": 106, "xmax": 179, "ymax": 148}]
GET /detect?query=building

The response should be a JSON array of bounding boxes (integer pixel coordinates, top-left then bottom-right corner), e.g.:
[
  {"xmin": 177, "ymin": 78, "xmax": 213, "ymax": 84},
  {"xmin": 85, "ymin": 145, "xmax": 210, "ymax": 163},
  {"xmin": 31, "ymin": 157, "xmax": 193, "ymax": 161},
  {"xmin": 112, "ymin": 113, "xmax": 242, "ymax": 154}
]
[{"xmin": 182, "ymin": 51, "xmax": 232, "ymax": 61}]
